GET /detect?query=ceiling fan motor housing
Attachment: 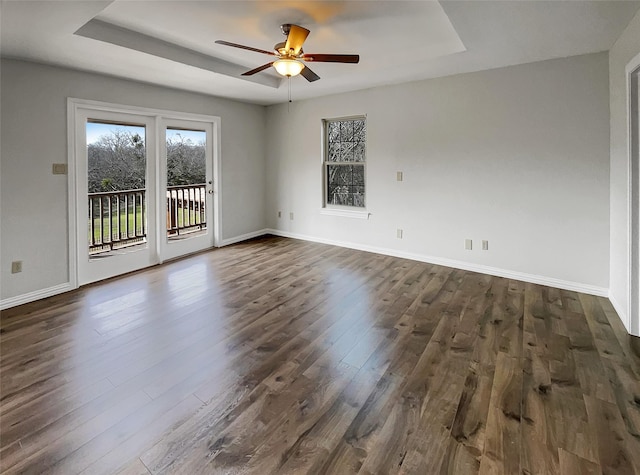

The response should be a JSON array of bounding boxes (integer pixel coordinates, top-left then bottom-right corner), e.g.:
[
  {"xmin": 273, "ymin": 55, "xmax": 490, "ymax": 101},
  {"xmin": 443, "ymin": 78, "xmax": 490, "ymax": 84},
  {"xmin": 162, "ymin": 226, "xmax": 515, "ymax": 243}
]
[
  {"xmin": 274, "ymin": 41, "xmax": 288, "ymax": 56},
  {"xmin": 280, "ymin": 24, "xmax": 292, "ymax": 36},
  {"xmin": 277, "ymin": 25, "xmax": 301, "ymax": 56}
]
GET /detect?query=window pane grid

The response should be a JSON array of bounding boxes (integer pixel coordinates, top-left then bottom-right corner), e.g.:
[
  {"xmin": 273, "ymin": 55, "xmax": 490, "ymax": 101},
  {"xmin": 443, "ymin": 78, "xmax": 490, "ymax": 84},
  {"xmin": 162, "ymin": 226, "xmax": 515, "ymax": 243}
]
[
  {"xmin": 324, "ymin": 117, "xmax": 366, "ymax": 208},
  {"xmin": 326, "ymin": 118, "xmax": 366, "ymax": 163}
]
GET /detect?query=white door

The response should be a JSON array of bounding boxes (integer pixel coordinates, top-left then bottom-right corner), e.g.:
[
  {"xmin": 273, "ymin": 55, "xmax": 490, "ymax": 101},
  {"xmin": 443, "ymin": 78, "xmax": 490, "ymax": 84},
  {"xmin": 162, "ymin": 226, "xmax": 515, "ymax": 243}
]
[
  {"xmin": 159, "ymin": 119, "xmax": 216, "ymax": 261},
  {"xmin": 76, "ymin": 109, "xmax": 158, "ymax": 285}
]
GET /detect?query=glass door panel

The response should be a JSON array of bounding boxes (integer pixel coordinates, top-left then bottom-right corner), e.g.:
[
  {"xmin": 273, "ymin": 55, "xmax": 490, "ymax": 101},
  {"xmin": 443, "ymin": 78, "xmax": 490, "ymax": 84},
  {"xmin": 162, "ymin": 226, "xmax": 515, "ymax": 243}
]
[
  {"xmin": 166, "ymin": 128, "xmax": 208, "ymax": 241},
  {"xmin": 87, "ymin": 121, "xmax": 148, "ymax": 257}
]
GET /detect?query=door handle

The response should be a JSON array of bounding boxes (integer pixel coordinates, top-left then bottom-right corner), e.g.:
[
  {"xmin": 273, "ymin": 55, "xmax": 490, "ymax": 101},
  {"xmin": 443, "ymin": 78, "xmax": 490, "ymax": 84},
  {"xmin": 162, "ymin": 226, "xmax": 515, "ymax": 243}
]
[{"xmin": 208, "ymin": 190, "xmax": 214, "ymax": 194}]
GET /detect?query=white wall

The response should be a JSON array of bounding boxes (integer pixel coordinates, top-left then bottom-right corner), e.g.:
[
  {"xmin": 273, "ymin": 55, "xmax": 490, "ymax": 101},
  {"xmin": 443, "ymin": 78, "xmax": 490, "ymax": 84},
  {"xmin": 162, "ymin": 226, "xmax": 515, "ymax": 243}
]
[
  {"xmin": 610, "ymin": 10, "xmax": 640, "ymax": 335},
  {"xmin": 0, "ymin": 53, "xmax": 615, "ymax": 309},
  {"xmin": 266, "ymin": 53, "xmax": 610, "ymax": 294},
  {"xmin": 0, "ymin": 59, "xmax": 266, "ymax": 301}
]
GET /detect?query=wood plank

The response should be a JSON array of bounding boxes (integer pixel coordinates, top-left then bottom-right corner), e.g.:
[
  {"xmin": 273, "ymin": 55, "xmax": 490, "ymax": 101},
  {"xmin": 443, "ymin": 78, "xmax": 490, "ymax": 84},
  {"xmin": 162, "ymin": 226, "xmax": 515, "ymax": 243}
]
[
  {"xmin": 584, "ymin": 394, "xmax": 640, "ymax": 473},
  {"xmin": 114, "ymin": 458, "xmax": 151, "ymax": 475},
  {"xmin": 3, "ymin": 236, "xmax": 640, "ymax": 474},
  {"xmin": 478, "ymin": 353, "xmax": 522, "ymax": 475},
  {"xmin": 558, "ymin": 448, "xmax": 601, "ymax": 475}
]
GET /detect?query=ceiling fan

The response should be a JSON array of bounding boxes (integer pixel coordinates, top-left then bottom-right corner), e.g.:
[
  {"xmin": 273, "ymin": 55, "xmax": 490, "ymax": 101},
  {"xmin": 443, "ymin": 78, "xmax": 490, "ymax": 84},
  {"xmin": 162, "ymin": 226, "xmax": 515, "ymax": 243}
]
[{"xmin": 215, "ymin": 24, "xmax": 359, "ymax": 82}]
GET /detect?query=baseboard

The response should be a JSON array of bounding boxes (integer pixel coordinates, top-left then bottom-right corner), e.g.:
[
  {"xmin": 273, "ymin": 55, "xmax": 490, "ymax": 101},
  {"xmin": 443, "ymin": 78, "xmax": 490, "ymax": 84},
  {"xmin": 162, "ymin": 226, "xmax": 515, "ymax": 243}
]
[
  {"xmin": 265, "ymin": 228, "xmax": 609, "ymax": 298},
  {"xmin": 631, "ymin": 334, "xmax": 640, "ymax": 358},
  {"xmin": 608, "ymin": 295, "xmax": 639, "ymax": 355},
  {"xmin": 219, "ymin": 229, "xmax": 270, "ymax": 247},
  {"xmin": 609, "ymin": 293, "xmax": 631, "ymax": 333},
  {"xmin": 1, "ymin": 282, "xmax": 75, "ymax": 311},
  {"xmin": 0, "ymin": 230, "xmax": 610, "ymax": 311}
]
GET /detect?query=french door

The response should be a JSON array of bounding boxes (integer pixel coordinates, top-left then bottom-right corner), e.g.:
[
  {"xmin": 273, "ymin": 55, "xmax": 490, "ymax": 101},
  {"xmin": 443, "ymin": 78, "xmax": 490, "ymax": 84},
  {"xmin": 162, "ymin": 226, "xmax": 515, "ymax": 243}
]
[
  {"xmin": 73, "ymin": 102, "xmax": 219, "ymax": 286},
  {"xmin": 159, "ymin": 119, "xmax": 215, "ymax": 261},
  {"xmin": 76, "ymin": 109, "xmax": 158, "ymax": 285}
]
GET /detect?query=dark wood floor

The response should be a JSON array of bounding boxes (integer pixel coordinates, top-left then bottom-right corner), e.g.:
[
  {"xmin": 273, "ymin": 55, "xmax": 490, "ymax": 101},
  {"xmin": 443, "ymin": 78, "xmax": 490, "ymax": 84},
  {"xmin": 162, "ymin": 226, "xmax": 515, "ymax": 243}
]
[{"xmin": 2, "ymin": 236, "xmax": 640, "ymax": 474}]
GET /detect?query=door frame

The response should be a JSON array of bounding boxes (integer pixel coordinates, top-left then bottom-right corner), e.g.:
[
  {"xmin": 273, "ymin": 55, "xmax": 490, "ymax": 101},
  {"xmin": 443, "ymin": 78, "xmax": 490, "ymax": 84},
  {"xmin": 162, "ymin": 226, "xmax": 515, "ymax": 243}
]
[
  {"xmin": 67, "ymin": 98, "xmax": 222, "ymax": 288},
  {"xmin": 627, "ymin": 53, "xmax": 640, "ymax": 336}
]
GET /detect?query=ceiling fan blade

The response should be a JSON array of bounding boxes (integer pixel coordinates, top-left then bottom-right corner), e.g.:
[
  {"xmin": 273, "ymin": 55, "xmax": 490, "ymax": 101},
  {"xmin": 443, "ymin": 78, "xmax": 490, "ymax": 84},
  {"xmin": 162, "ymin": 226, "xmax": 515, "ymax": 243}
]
[
  {"xmin": 284, "ymin": 24, "xmax": 310, "ymax": 56},
  {"xmin": 242, "ymin": 62, "xmax": 274, "ymax": 76},
  {"xmin": 215, "ymin": 40, "xmax": 276, "ymax": 56},
  {"xmin": 300, "ymin": 65, "xmax": 320, "ymax": 82},
  {"xmin": 301, "ymin": 54, "xmax": 360, "ymax": 64}
]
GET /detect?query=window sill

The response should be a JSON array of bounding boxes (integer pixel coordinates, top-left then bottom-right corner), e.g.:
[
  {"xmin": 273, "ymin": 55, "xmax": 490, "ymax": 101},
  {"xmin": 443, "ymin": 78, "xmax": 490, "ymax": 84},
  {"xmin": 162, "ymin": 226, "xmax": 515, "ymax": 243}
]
[{"xmin": 320, "ymin": 208, "xmax": 370, "ymax": 219}]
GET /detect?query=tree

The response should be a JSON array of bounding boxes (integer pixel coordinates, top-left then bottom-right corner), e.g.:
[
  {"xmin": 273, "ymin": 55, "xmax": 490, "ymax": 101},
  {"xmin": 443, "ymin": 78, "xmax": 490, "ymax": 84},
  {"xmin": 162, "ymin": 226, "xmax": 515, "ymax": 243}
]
[
  {"xmin": 87, "ymin": 130, "xmax": 206, "ymax": 193},
  {"xmin": 166, "ymin": 133, "xmax": 206, "ymax": 186},
  {"xmin": 88, "ymin": 129, "xmax": 146, "ymax": 192}
]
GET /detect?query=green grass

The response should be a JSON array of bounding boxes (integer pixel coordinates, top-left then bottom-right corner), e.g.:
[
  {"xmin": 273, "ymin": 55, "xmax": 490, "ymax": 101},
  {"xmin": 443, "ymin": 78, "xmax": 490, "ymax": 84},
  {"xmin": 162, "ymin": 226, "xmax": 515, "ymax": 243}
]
[
  {"xmin": 89, "ymin": 205, "xmax": 144, "ymax": 244},
  {"xmin": 89, "ymin": 205, "xmax": 205, "ymax": 244}
]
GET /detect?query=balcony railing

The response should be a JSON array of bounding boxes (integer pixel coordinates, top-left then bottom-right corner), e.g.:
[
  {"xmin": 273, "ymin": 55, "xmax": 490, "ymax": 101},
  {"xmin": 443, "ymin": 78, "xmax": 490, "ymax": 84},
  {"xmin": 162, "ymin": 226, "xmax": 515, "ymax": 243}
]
[
  {"xmin": 88, "ymin": 189, "xmax": 146, "ymax": 254},
  {"xmin": 88, "ymin": 184, "xmax": 207, "ymax": 254},
  {"xmin": 167, "ymin": 184, "xmax": 207, "ymax": 237}
]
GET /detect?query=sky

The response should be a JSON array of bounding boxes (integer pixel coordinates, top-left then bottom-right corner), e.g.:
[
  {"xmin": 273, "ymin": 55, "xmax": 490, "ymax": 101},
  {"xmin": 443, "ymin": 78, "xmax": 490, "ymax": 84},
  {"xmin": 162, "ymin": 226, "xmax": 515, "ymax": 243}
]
[{"xmin": 86, "ymin": 122, "xmax": 205, "ymax": 145}]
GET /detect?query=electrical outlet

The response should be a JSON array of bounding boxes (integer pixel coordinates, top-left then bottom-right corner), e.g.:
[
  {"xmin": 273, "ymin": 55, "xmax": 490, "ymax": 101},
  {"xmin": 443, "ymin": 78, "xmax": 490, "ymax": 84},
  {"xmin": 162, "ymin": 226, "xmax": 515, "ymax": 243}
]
[
  {"xmin": 482, "ymin": 240, "xmax": 489, "ymax": 251},
  {"xmin": 11, "ymin": 261, "xmax": 22, "ymax": 274},
  {"xmin": 397, "ymin": 229, "xmax": 403, "ymax": 239},
  {"xmin": 278, "ymin": 211, "xmax": 282, "ymax": 218},
  {"xmin": 465, "ymin": 239, "xmax": 472, "ymax": 250},
  {"xmin": 396, "ymin": 171, "xmax": 403, "ymax": 182},
  {"xmin": 52, "ymin": 163, "xmax": 67, "ymax": 175},
  {"xmin": 289, "ymin": 212, "xmax": 294, "ymax": 220}
]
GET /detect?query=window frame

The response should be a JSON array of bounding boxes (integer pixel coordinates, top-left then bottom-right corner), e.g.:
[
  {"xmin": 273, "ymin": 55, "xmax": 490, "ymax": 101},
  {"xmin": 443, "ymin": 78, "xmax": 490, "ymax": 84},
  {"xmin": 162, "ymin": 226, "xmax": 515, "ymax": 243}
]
[{"xmin": 321, "ymin": 115, "xmax": 369, "ymax": 219}]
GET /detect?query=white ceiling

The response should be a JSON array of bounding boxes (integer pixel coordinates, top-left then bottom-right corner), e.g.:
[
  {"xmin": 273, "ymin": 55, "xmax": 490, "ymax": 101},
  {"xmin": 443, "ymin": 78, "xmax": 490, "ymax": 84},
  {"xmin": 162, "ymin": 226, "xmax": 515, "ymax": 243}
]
[{"xmin": 2, "ymin": 1, "xmax": 639, "ymax": 106}]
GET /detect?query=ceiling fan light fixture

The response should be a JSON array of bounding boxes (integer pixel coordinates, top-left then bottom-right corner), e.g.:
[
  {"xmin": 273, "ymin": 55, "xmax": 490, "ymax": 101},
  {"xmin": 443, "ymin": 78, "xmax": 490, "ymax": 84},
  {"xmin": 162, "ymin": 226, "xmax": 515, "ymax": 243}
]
[{"xmin": 273, "ymin": 59, "xmax": 304, "ymax": 77}]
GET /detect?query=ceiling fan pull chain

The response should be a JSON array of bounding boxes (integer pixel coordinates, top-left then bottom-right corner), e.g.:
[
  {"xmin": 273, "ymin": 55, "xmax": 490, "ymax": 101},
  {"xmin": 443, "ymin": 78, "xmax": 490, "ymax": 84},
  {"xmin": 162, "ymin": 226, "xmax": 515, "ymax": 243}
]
[{"xmin": 288, "ymin": 76, "xmax": 292, "ymax": 105}]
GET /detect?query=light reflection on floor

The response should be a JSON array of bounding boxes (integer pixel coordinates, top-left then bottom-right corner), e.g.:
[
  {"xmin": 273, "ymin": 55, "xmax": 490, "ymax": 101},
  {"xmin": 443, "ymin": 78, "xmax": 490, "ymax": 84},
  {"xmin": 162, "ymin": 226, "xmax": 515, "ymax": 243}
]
[
  {"xmin": 167, "ymin": 263, "xmax": 215, "ymax": 306},
  {"xmin": 324, "ymin": 267, "xmax": 372, "ymax": 371}
]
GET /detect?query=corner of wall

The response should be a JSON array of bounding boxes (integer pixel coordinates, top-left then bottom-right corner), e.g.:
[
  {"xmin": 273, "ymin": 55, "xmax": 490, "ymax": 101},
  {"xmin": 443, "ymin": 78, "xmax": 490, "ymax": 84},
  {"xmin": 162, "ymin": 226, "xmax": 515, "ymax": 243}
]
[{"xmin": 608, "ymin": 8, "xmax": 640, "ymax": 336}]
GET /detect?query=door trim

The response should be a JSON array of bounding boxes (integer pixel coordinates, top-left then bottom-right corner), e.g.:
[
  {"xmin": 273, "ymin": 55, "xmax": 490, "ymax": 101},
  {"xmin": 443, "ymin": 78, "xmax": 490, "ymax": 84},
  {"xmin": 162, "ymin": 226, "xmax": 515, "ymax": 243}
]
[
  {"xmin": 627, "ymin": 53, "xmax": 640, "ymax": 336},
  {"xmin": 67, "ymin": 98, "xmax": 222, "ymax": 287}
]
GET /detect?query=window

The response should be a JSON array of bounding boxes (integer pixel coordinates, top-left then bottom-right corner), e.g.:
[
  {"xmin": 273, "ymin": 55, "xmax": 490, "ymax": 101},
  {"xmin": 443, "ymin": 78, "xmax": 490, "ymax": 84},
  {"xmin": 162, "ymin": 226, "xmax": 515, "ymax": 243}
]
[{"xmin": 324, "ymin": 116, "xmax": 366, "ymax": 208}]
